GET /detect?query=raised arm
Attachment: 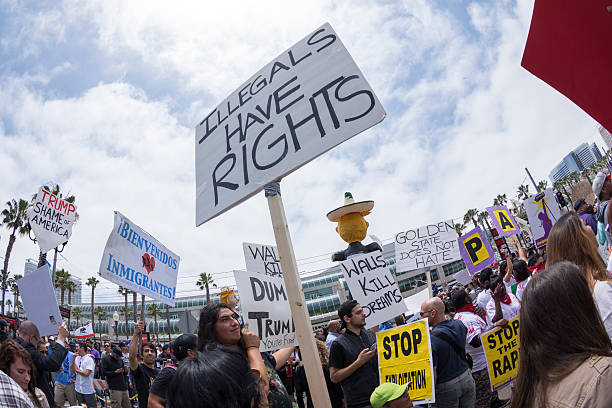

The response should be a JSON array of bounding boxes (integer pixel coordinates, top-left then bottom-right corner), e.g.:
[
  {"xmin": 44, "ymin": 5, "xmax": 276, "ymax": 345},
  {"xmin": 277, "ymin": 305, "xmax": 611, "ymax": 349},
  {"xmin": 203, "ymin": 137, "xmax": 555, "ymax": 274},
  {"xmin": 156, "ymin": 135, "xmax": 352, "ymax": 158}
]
[{"xmin": 129, "ymin": 321, "xmax": 144, "ymax": 371}]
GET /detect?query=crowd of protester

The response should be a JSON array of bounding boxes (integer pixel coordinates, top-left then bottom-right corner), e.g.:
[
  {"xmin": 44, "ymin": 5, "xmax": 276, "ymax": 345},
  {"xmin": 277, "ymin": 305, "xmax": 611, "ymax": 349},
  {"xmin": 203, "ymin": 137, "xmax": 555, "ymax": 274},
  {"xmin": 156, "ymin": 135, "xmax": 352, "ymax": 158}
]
[{"xmin": 2, "ymin": 173, "xmax": 612, "ymax": 407}]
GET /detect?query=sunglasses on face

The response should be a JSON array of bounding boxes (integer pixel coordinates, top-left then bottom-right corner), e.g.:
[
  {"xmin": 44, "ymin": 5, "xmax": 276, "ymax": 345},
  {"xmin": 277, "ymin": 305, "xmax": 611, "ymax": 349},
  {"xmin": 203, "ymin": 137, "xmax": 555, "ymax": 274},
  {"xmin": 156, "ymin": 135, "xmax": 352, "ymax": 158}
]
[{"xmin": 419, "ymin": 310, "xmax": 433, "ymax": 317}]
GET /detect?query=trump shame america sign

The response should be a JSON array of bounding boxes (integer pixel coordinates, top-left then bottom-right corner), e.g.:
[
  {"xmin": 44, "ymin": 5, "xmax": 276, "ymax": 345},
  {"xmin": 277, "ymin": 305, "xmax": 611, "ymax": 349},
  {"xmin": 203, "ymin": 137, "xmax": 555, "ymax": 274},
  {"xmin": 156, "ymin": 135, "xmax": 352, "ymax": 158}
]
[
  {"xmin": 195, "ymin": 22, "xmax": 386, "ymax": 225},
  {"xmin": 99, "ymin": 212, "xmax": 180, "ymax": 306}
]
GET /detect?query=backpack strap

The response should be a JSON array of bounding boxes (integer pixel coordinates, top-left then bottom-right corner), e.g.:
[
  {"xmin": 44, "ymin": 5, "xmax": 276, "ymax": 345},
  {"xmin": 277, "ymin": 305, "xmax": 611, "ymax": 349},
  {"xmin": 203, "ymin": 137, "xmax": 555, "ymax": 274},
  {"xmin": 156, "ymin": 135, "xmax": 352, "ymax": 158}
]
[{"xmin": 432, "ymin": 331, "xmax": 472, "ymax": 369}]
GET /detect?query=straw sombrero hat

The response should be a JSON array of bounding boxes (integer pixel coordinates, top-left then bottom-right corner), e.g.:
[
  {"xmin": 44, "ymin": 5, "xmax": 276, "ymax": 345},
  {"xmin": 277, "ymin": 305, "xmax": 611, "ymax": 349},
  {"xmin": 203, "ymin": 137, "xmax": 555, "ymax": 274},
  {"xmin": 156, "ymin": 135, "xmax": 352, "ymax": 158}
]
[{"xmin": 327, "ymin": 192, "xmax": 374, "ymax": 222}]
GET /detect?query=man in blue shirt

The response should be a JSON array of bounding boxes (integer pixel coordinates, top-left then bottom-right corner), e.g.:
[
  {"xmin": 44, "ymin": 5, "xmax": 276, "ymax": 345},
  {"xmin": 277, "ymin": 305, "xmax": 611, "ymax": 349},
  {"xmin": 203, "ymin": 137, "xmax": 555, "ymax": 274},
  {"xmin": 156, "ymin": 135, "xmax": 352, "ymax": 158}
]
[
  {"xmin": 54, "ymin": 341, "xmax": 78, "ymax": 407},
  {"xmin": 325, "ymin": 320, "xmax": 340, "ymax": 349}
]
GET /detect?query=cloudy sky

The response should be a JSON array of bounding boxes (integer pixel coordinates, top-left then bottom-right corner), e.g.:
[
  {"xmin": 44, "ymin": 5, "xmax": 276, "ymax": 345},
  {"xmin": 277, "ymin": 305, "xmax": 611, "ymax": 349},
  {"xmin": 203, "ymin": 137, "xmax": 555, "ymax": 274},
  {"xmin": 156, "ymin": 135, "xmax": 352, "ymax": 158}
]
[{"xmin": 0, "ymin": 0, "xmax": 603, "ymax": 304}]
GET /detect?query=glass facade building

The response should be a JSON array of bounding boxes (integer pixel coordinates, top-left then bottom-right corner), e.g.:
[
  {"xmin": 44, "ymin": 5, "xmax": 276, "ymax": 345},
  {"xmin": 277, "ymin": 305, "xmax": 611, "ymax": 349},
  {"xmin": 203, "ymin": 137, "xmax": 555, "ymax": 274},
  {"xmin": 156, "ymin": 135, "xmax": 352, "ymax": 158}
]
[{"xmin": 68, "ymin": 241, "xmax": 466, "ymax": 336}]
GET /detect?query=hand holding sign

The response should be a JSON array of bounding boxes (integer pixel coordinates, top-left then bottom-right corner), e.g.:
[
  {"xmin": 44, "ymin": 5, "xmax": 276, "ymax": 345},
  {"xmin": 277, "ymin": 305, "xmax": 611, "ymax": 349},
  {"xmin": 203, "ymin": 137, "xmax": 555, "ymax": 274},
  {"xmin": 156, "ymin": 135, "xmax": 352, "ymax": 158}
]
[{"xmin": 242, "ymin": 323, "xmax": 261, "ymax": 349}]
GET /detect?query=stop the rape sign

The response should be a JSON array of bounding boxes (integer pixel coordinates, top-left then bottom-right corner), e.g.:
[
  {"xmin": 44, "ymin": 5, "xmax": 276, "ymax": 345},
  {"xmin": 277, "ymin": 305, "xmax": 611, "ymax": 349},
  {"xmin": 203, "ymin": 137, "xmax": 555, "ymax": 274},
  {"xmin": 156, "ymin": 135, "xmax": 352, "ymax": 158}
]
[
  {"xmin": 376, "ymin": 319, "xmax": 435, "ymax": 405},
  {"xmin": 480, "ymin": 316, "xmax": 520, "ymax": 390}
]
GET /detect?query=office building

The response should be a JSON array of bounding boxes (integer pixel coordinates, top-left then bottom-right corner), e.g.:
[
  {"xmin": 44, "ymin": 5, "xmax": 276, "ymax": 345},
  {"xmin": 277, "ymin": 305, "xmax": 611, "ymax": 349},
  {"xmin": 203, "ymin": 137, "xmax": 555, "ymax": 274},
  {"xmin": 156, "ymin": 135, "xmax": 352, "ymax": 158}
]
[
  {"xmin": 549, "ymin": 142, "xmax": 603, "ymax": 183},
  {"xmin": 68, "ymin": 241, "xmax": 467, "ymax": 338},
  {"xmin": 599, "ymin": 126, "xmax": 612, "ymax": 150},
  {"xmin": 23, "ymin": 259, "xmax": 37, "ymax": 276}
]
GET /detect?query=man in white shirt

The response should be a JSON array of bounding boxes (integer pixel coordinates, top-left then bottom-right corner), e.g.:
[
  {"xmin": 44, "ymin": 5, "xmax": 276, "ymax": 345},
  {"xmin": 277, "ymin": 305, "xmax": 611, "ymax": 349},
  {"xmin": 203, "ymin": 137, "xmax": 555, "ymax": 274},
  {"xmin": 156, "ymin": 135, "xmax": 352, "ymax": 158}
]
[
  {"xmin": 475, "ymin": 267, "xmax": 494, "ymax": 311},
  {"xmin": 453, "ymin": 288, "xmax": 508, "ymax": 408},
  {"xmin": 71, "ymin": 343, "xmax": 97, "ymax": 408}
]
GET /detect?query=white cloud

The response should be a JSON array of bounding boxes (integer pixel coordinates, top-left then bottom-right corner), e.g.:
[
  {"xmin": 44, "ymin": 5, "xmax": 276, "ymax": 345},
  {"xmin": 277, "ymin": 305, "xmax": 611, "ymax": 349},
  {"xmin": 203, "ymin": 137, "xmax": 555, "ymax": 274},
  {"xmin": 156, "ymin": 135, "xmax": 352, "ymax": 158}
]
[{"xmin": 0, "ymin": 0, "xmax": 604, "ymax": 304}]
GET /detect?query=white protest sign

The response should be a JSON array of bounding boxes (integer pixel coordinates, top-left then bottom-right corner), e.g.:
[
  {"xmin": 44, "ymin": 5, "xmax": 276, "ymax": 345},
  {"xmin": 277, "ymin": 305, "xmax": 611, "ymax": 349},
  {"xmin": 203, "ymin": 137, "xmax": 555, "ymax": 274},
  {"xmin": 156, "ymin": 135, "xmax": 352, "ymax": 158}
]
[
  {"xmin": 99, "ymin": 212, "xmax": 180, "ymax": 306},
  {"xmin": 243, "ymin": 242, "xmax": 282, "ymax": 277},
  {"xmin": 233, "ymin": 270, "xmax": 297, "ymax": 351},
  {"xmin": 340, "ymin": 252, "xmax": 407, "ymax": 329},
  {"xmin": 452, "ymin": 269, "xmax": 473, "ymax": 286},
  {"xmin": 524, "ymin": 188, "xmax": 561, "ymax": 248},
  {"xmin": 395, "ymin": 220, "xmax": 460, "ymax": 273},
  {"xmin": 17, "ymin": 265, "xmax": 62, "ymax": 336},
  {"xmin": 26, "ymin": 188, "xmax": 77, "ymax": 253},
  {"xmin": 195, "ymin": 22, "xmax": 386, "ymax": 225}
]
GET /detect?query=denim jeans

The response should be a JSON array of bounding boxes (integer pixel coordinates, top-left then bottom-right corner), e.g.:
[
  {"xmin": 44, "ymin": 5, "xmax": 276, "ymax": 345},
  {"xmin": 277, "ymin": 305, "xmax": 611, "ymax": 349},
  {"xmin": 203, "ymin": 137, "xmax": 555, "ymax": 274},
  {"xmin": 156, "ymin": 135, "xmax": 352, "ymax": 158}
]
[{"xmin": 433, "ymin": 370, "xmax": 476, "ymax": 408}]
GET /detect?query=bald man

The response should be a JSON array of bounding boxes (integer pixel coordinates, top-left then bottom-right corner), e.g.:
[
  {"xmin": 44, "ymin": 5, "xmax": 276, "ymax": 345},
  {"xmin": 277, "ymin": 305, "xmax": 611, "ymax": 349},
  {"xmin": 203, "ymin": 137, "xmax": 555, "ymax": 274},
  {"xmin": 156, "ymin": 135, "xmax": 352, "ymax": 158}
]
[
  {"xmin": 325, "ymin": 319, "xmax": 341, "ymax": 349},
  {"xmin": 17, "ymin": 321, "xmax": 69, "ymax": 408},
  {"xmin": 419, "ymin": 298, "xmax": 475, "ymax": 408}
]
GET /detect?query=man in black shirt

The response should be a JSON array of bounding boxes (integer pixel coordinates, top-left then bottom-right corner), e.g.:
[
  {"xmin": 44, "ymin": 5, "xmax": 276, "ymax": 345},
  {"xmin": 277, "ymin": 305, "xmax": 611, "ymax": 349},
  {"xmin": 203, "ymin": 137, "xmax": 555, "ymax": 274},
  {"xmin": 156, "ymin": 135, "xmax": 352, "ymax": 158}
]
[
  {"xmin": 101, "ymin": 346, "xmax": 130, "ymax": 408},
  {"xmin": 148, "ymin": 334, "xmax": 197, "ymax": 408},
  {"xmin": 329, "ymin": 300, "xmax": 378, "ymax": 408},
  {"xmin": 17, "ymin": 321, "xmax": 69, "ymax": 408},
  {"xmin": 129, "ymin": 321, "xmax": 159, "ymax": 408}
]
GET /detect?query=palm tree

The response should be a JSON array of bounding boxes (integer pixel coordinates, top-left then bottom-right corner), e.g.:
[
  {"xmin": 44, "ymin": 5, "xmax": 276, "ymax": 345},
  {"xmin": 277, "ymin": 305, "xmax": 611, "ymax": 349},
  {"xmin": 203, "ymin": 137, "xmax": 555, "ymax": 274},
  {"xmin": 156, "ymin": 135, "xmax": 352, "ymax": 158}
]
[
  {"xmin": 147, "ymin": 303, "xmax": 162, "ymax": 339},
  {"xmin": 132, "ymin": 291, "xmax": 138, "ymax": 323},
  {"xmin": 118, "ymin": 287, "xmax": 131, "ymax": 339},
  {"xmin": 454, "ymin": 223, "xmax": 465, "ymax": 236},
  {"xmin": 196, "ymin": 273, "xmax": 217, "ymax": 304},
  {"xmin": 493, "ymin": 194, "xmax": 508, "ymax": 207},
  {"xmin": 86, "ymin": 277, "xmax": 99, "ymax": 325},
  {"xmin": 94, "ymin": 306, "xmax": 106, "ymax": 339},
  {"xmin": 55, "ymin": 269, "xmax": 71, "ymax": 305},
  {"xmin": 580, "ymin": 168, "xmax": 592, "ymax": 184},
  {"xmin": 9, "ymin": 274, "xmax": 22, "ymax": 318},
  {"xmin": 537, "ymin": 180, "xmax": 549, "ymax": 191},
  {"xmin": 6, "ymin": 299, "xmax": 12, "ymax": 314},
  {"xmin": 165, "ymin": 305, "xmax": 171, "ymax": 342},
  {"xmin": 1, "ymin": 198, "xmax": 29, "ymax": 314},
  {"xmin": 14, "ymin": 300, "xmax": 23, "ymax": 318},
  {"xmin": 463, "ymin": 209, "xmax": 479, "ymax": 229},
  {"xmin": 517, "ymin": 184, "xmax": 530, "ymax": 200},
  {"xmin": 477, "ymin": 210, "xmax": 489, "ymax": 227},
  {"xmin": 73, "ymin": 307, "xmax": 82, "ymax": 329},
  {"xmin": 66, "ymin": 280, "xmax": 76, "ymax": 305}
]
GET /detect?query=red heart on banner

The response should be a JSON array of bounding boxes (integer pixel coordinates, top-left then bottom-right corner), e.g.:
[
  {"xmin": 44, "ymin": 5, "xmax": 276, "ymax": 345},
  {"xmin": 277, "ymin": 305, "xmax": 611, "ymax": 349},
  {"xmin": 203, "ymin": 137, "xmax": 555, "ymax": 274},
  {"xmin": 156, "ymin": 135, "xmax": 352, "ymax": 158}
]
[{"xmin": 142, "ymin": 253, "xmax": 155, "ymax": 274}]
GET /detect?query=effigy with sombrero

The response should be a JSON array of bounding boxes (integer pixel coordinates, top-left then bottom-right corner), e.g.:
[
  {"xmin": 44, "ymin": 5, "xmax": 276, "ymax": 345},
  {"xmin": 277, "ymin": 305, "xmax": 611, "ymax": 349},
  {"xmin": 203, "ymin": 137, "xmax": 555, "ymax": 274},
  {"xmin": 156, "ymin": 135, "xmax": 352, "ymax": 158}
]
[{"xmin": 327, "ymin": 192, "xmax": 382, "ymax": 262}]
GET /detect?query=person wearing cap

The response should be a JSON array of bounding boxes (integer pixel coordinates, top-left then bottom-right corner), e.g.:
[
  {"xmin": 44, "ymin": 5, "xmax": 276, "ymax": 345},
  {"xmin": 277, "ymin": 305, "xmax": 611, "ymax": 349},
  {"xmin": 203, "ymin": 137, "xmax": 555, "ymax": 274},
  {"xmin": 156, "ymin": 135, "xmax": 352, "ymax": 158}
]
[
  {"xmin": 0, "ymin": 319, "xmax": 10, "ymax": 343},
  {"xmin": 370, "ymin": 382, "xmax": 413, "ymax": 408},
  {"xmin": 54, "ymin": 341, "xmax": 78, "ymax": 407},
  {"xmin": 329, "ymin": 299, "xmax": 378, "ymax": 408},
  {"xmin": 148, "ymin": 334, "xmax": 197, "ymax": 408},
  {"xmin": 101, "ymin": 345, "xmax": 130, "ymax": 408},
  {"xmin": 420, "ymin": 297, "xmax": 475, "ymax": 408},
  {"xmin": 155, "ymin": 344, "xmax": 171, "ymax": 369},
  {"xmin": 574, "ymin": 197, "xmax": 598, "ymax": 235}
]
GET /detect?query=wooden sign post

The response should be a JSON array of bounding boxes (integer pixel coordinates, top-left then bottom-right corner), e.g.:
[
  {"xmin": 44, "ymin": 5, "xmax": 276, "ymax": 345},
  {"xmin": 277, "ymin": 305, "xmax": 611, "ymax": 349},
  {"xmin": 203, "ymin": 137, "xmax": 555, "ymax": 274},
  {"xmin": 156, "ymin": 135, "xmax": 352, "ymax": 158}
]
[
  {"xmin": 194, "ymin": 23, "xmax": 387, "ymax": 408},
  {"xmin": 266, "ymin": 183, "xmax": 331, "ymax": 407}
]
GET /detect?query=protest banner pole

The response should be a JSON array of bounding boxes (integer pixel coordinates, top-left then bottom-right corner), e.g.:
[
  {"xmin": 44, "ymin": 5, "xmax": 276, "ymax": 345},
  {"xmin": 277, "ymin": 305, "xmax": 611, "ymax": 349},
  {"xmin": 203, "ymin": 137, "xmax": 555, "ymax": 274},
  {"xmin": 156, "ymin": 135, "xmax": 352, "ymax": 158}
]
[
  {"xmin": 425, "ymin": 267, "xmax": 433, "ymax": 298},
  {"xmin": 265, "ymin": 182, "xmax": 331, "ymax": 408}
]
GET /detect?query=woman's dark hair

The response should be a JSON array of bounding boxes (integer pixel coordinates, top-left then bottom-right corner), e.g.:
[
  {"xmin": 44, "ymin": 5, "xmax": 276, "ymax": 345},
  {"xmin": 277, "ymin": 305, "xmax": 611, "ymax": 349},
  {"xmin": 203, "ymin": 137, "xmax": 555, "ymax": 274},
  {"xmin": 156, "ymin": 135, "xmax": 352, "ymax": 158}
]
[
  {"xmin": 546, "ymin": 212, "xmax": 608, "ymax": 283},
  {"xmin": 511, "ymin": 261, "xmax": 612, "ymax": 408},
  {"xmin": 0, "ymin": 339, "xmax": 43, "ymax": 408},
  {"xmin": 197, "ymin": 303, "xmax": 232, "ymax": 351},
  {"xmin": 479, "ymin": 267, "xmax": 493, "ymax": 289},
  {"xmin": 512, "ymin": 259, "xmax": 530, "ymax": 282},
  {"xmin": 451, "ymin": 288, "xmax": 469, "ymax": 311},
  {"xmin": 166, "ymin": 347, "xmax": 261, "ymax": 408},
  {"xmin": 487, "ymin": 274, "xmax": 504, "ymax": 293}
]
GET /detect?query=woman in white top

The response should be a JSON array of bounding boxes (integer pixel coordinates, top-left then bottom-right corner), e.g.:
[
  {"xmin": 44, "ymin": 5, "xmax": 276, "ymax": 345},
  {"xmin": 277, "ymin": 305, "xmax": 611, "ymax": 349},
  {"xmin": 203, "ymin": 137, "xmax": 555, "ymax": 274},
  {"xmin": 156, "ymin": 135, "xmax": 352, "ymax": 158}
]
[
  {"xmin": 486, "ymin": 275, "xmax": 521, "ymax": 325},
  {"xmin": 547, "ymin": 212, "xmax": 612, "ymax": 339}
]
